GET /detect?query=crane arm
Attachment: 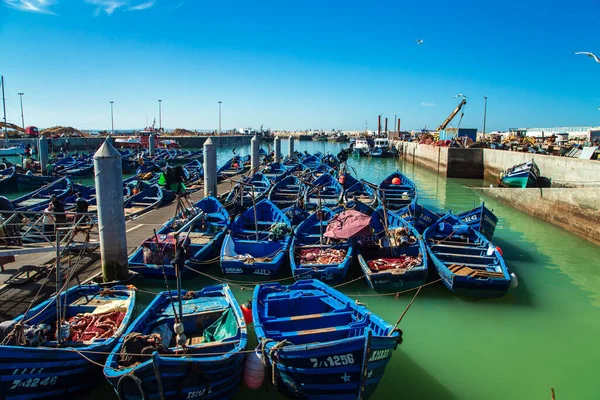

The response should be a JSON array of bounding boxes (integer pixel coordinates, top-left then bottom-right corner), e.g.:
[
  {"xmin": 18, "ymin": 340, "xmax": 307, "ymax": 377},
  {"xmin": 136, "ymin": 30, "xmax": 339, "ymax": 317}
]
[
  {"xmin": 437, "ymin": 99, "xmax": 466, "ymax": 131},
  {"xmin": 0, "ymin": 122, "xmax": 26, "ymax": 133}
]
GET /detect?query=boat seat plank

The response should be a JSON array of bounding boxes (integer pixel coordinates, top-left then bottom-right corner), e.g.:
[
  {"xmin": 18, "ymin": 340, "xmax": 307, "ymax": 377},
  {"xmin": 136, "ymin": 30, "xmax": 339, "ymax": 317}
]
[
  {"xmin": 435, "ymin": 252, "xmax": 495, "ymax": 260},
  {"xmin": 443, "ymin": 261, "xmax": 498, "ymax": 270}
]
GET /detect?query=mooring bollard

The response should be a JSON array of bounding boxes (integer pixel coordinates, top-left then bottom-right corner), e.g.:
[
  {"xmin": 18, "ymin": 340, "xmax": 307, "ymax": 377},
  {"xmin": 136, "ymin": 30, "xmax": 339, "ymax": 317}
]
[
  {"xmin": 274, "ymin": 136, "xmax": 281, "ymax": 163},
  {"xmin": 288, "ymin": 136, "xmax": 295, "ymax": 157},
  {"xmin": 251, "ymin": 135, "xmax": 260, "ymax": 173},
  {"xmin": 38, "ymin": 137, "xmax": 49, "ymax": 176},
  {"xmin": 204, "ymin": 138, "xmax": 217, "ymax": 198},
  {"xmin": 149, "ymin": 134, "xmax": 155, "ymax": 156},
  {"xmin": 94, "ymin": 140, "xmax": 129, "ymax": 282}
]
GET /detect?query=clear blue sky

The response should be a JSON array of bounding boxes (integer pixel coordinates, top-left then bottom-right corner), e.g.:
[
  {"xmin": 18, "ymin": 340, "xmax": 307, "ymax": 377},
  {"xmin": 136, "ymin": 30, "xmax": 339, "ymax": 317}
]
[{"xmin": 1, "ymin": 0, "xmax": 599, "ymax": 131}]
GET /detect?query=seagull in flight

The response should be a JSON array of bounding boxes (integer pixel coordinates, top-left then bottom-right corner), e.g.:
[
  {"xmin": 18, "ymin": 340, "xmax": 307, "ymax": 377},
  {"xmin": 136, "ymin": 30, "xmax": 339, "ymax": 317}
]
[
  {"xmin": 415, "ymin": 39, "xmax": 424, "ymax": 45},
  {"xmin": 454, "ymin": 94, "xmax": 468, "ymax": 99},
  {"xmin": 573, "ymin": 52, "xmax": 600, "ymax": 63}
]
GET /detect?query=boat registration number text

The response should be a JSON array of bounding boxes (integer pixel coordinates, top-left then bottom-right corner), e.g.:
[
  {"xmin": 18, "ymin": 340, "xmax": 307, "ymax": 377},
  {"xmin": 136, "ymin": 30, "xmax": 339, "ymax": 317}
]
[{"xmin": 310, "ymin": 353, "xmax": 355, "ymax": 368}]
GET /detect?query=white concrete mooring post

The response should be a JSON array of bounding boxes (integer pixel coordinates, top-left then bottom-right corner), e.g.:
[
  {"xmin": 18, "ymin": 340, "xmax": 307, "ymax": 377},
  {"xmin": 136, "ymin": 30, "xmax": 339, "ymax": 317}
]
[
  {"xmin": 204, "ymin": 138, "xmax": 217, "ymax": 198},
  {"xmin": 38, "ymin": 137, "xmax": 49, "ymax": 175},
  {"xmin": 94, "ymin": 140, "xmax": 129, "ymax": 282},
  {"xmin": 274, "ymin": 136, "xmax": 281, "ymax": 163},
  {"xmin": 251, "ymin": 135, "xmax": 260, "ymax": 172},
  {"xmin": 149, "ymin": 134, "xmax": 155, "ymax": 156},
  {"xmin": 288, "ymin": 136, "xmax": 295, "ymax": 157}
]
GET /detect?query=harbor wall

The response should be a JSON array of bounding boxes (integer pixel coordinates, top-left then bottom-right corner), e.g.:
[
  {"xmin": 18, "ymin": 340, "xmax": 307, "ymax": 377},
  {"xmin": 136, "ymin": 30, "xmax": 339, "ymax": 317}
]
[
  {"xmin": 395, "ymin": 141, "xmax": 600, "ymax": 186},
  {"xmin": 1, "ymin": 135, "xmax": 252, "ymax": 152},
  {"xmin": 475, "ymin": 187, "xmax": 600, "ymax": 245}
]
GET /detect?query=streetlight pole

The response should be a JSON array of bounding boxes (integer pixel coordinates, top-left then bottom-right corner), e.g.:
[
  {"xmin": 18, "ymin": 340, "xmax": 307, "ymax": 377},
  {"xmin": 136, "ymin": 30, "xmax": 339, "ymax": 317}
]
[
  {"xmin": 483, "ymin": 96, "xmax": 488, "ymax": 135},
  {"xmin": 110, "ymin": 101, "xmax": 114, "ymax": 136},
  {"xmin": 158, "ymin": 99, "xmax": 162, "ymax": 132},
  {"xmin": 1, "ymin": 76, "xmax": 7, "ymax": 137},
  {"xmin": 218, "ymin": 101, "xmax": 222, "ymax": 135},
  {"xmin": 18, "ymin": 93, "xmax": 25, "ymax": 129}
]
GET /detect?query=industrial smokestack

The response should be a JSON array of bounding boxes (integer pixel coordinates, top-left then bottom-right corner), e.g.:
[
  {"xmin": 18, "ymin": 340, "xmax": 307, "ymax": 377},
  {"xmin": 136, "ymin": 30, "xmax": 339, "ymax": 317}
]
[
  {"xmin": 397, "ymin": 118, "xmax": 401, "ymax": 132},
  {"xmin": 384, "ymin": 118, "xmax": 388, "ymax": 135}
]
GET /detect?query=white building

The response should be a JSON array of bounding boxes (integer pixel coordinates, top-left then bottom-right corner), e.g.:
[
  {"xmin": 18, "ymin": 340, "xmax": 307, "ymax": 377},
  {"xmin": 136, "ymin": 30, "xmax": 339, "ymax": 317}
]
[{"xmin": 517, "ymin": 126, "xmax": 600, "ymax": 140}]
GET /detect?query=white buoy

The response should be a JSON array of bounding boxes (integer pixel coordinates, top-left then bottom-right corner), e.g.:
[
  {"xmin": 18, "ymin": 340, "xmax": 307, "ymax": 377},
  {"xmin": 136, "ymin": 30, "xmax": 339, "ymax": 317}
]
[
  {"xmin": 244, "ymin": 349, "xmax": 265, "ymax": 389},
  {"xmin": 510, "ymin": 272, "xmax": 519, "ymax": 288}
]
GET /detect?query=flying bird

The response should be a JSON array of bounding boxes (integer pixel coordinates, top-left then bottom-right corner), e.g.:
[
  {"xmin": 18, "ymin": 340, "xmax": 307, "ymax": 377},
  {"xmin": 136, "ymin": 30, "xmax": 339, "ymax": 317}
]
[
  {"xmin": 415, "ymin": 39, "xmax": 424, "ymax": 45},
  {"xmin": 454, "ymin": 94, "xmax": 468, "ymax": 99},
  {"xmin": 573, "ymin": 52, "xmax": 600, "ymax": 63}
]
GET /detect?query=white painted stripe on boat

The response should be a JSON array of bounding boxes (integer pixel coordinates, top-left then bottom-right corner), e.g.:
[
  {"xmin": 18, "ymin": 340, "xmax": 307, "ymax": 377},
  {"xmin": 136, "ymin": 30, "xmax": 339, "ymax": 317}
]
[{"xmin": 126, "ymin": 224, "xmax": 144, "ymax": 233}]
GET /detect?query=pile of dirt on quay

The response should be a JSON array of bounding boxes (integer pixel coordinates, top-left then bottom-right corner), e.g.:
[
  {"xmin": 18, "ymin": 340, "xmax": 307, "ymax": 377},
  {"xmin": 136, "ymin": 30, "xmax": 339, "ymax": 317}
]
[
  {"xmin": 166, "ymin": 128, "xmax": 197, "ymax": 136},
  {"xmin": 41, "ymin": 126, "xmax": 90, "ymax": 137}
]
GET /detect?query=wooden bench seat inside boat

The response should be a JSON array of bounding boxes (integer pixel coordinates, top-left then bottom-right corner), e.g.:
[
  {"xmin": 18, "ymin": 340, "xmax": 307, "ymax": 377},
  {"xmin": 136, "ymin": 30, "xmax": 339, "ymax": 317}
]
[
  {"xmin": 448, "ymin": 264, "xmax": 505, "ymax": 278},
  {"xmin": 180, "ymin": 232, "xmax": 218, "ymax": 245}
]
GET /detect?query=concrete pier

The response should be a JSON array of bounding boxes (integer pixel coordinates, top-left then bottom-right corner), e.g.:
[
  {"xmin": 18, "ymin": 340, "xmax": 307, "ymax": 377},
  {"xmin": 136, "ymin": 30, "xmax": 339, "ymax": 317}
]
[
  {"xmin": 288, "ymin": 136, "xmax": 294, "ymax": 157},
  {"xmin": 94, "ymin": 140, "xmax": 129, "ymax": 282},
  {"xmin": 274, "ymin": 136, "xmax": 281, "ymax": 162},
  {"xmin": 204, "ymin": 138, "xmax": 217, "ymax": 197},
  {"xmin": 38, "ymin": 137, "xmax": 49, "ymax": 175},
  {"xmin": 251, "ymin": 135, "xmax": 260, "ymax": 173}
]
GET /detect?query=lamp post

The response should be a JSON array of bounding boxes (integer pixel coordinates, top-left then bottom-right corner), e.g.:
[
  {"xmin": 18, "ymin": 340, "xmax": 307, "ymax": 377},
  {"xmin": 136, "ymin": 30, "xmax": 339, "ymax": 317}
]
[
  {"xmin": 110, "ymin": 101, "xmax": 114, "ymax": 136},
  {"xmin": 483, "ymin": 96, "xmax": 488, "ymax": 135},
  {"xmin": 158, "ymin": 99, "xmax": 162, "ymax": 132},
  {"xmin": 18, "ymin": 92, "xmax": 24, "ymax": 129},
  {"xmin": 218, "ymin": 101, "xmax": 222, "ymax": 135}
]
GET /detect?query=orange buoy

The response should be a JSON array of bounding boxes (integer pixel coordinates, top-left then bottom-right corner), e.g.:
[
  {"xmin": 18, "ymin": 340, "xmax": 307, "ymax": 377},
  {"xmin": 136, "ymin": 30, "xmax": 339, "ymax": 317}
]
[
  {"xmin": 495, "ymin": 246, "xmax": 503, "ymax": 256},
  {"xmin": 232, "ymin": 163, "xmax": 239, "ymax": 168},
  {"xmin": 392, "ymin": 177, "xmax": 401, "ymax": 185},
  {"xmin": 244, "ymin": 349, "xmax": 265, "ymax": 389},
  {"xmin": 241, "ymin": 301, "xmax": 253, "ymax": 324},
  {"xmin": 338, "ymin": 175, "xmax": 346, "ymax": 185}
]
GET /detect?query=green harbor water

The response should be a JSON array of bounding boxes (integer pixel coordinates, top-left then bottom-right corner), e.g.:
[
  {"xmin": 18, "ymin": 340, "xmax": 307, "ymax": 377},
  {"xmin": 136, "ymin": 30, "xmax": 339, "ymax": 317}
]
[{"xmin": 14, "ymin": 140, "xmax": 600, "ymax": 399}]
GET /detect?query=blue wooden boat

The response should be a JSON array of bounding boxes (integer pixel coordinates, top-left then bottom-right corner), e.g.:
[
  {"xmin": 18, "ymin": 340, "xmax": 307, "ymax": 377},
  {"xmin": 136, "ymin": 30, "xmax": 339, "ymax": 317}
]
[
  {"xmin": 358, "ymin": 207, "xmax": 428, "ymax": 291},
  {"xmin": 338, "ymin": 172, "xmax": 359, "ymax": 191},
  {"xmin": 12, "ymin": 177, "xmax": 73, "ymax": 211},
  {"xmin": 252, "ymin": 279, "xmax": 402, "ymax": 399},
  {"xmin": 52, "ymin": 156, "xmax": 77, "ymax": 170},
  {"xmin": 424, "ymin": 213, "xmax": 512, "ymax": 298},
  {"xmin": 301, "ymin": 154, "xmax": 322, "ymax": 170},
  {"xmin": 500, "ymin": 159, "xmax": 540, "ymax": 188},
  {"xmin": 305, "ymin": 173, "xmax": 343, "ymax": 209},
  {"xmin": 310, "ymin": 163, "xmax": 336, "ymax": 178},
  {"xmin": 183, "ymin": 159, "xmax": 204, "ymax": 179},
  {"xmin": 262, "ymin": 162, "xmax": 288, "ymax": 182},
  {"xmin": 128, "ymin": 196, "xmax": 229, "ymax": 279},
  {"xmin": 268, "ymin": 175, "xmax": 304, "ymax": 210},
  {"xmin": 0, "ymin": 284, "xmax": 136, "ymax": 400},
  {"xmin": 15, "ymin": 173, "xmax": 57, "ymax": 191},
  {"xmin": 378, "ymin": 171, "xmax": 417, "ymax": 211},
  {"xmin": 58, "ymin": 162, "xmax": 94, "ymax": 178},
  {"xmin": 104, "ymin": 285, "xmax": 247, "ymax": 400},
  {"xmin": 123, "ymin": 183, "xmax": 164, "ymax": 218},
  {"xmin": 290, "ymin": 207, "xmax": 353, "ymax": 284},
  {"xmin": 0, "ymin": 167, "xmax": 17, "ymax": 194},
  {"xmin": 456, "ymin": 202, "xmax": 498, "ymax": 240},
  {"xmin": 217, "ymin": 156, "xmax": 245, "ymax": 181},
  {"xmin": 220, "ymin": 199, "xmax": 291, "ymax": 278},
  {"xmin": 344, "ymin": 180, "xmax": 378, "ymax": 209},
  {"xmin": 225, "ymin": 172, "xmax": 272, "ymax": 209},
  {"xmin": 397, "ymin": 202, "xmax": 441, "ymax": 234}
]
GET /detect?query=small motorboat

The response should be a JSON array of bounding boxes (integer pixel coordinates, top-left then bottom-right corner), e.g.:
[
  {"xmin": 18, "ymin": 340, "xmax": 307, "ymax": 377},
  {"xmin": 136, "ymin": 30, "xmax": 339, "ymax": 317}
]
[
  {"xmin": 378, "ymin": 171, "xmax": 417, "ymax": 211},
  {"xmin": 268, "ymin": 175, "xmax": 304, "ymax": 210},
  {"xmin": 305, "ymin": 173, "xmax": 343, "ymax": 209},
  {"xmin": 128, "ymin": 196, "xmax": 229, "ymax": 279},
  {"xmin": 499, "ymin": 159, "xmax": 540, "ymax": 188},
  {"xmin": 424, "ymin": 213, "xmax": 513, "ymax": 298},
  {"xmin": 253, "ymin": 279, "xmax": 402, "ymax": 399},
  {"xmin": 0, "ymin": 284, "xmax": 136, "ymax": 400},
  {"xmin": 104, "ymin": 285, "xmax": 247, "ymax": 400},
  {"xmin": 290, "ymin": 207, "xmax": 354, "ymax": 284},
  {"xmin": 456, "ymin": 202, "xmax": 498, "ymax": 240},
  {"xmin": 220, "ymin": 199, "xmax": 291, "ymax": 278},
  {"xmin": 358, "ymin": 206, "xmax": 428, "ymax": 291}
]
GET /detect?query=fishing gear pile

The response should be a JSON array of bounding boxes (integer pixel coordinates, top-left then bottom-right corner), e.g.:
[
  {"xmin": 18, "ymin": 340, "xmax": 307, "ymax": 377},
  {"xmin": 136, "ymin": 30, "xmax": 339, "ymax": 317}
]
[{"xmin": 298, "ymin": 248, "xmax": 347, "ymax": 265}]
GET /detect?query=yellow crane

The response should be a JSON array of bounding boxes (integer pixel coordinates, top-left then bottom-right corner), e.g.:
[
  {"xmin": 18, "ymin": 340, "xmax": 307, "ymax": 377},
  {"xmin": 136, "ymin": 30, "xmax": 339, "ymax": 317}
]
[{"xmin": 437, "ymin": 99, "xmax": 467, "ymax": 132}]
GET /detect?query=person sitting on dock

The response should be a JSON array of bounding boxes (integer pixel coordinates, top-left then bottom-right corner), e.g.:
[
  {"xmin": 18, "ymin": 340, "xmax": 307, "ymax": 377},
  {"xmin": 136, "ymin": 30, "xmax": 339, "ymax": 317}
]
[{"xmin": 43, "ymin": 204, "xmax": 55, "ymax": 242}]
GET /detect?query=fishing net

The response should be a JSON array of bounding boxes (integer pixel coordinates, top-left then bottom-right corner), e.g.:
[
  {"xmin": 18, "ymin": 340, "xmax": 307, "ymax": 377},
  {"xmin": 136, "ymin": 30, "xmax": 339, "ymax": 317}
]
[{"xmin": 203, "ymin": 309, "xmax": 237, "ymax": 343}]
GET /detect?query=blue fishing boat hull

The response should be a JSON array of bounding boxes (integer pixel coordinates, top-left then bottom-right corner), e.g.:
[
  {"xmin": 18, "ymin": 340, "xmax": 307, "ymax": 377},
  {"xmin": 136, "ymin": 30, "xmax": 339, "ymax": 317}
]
[
  {"xmin": 225, "ymin": 172, "xmax": 272, "ymax": 209},
  {"xmin": 11, "ymin": 177, "xmax": 73, "ymax": 212},
  {"xmin": 269, "ymin": 176, "xmax": 304, "ymax": 211},
  {"xmin": 424, "ymin": 213, "xmax": 511, "ymax": 298},
  {"xmin": 220, "ymin": 199, "xmax": 291, "ymax": 278},
  {"xmin": 343, "ymin": 180, "xmax": 378, "ymax": 209},
  {"xmin": 305, "ymin": 173, "xmax": 343, "ymax": 209},
  {"xmin": 104, "ymin": 285, "xmax": 247, "ymax": 400},
  {"xmin": 253, "ymin": 280, "xmax": 402, "ymax": 400},
  {"xmin": 59, "ymin": 163, "xmax": 94, "ymax": 178},
  {"xmin": 14, "ymin": 174, "xmax": 57, "ymax": 190},
  {"xmin": 500, "ymin": 159, "xmax": 540, "ymax": 188},
  {"xmin": 0, "ymin": 285, "xmax": 136, "ymax": 400},
  {"xmin": 379, "ymin": 171, "xmax": 417, "ymax": 211},
  {"xmin": 457, "ymin": 202, "xmax": 498, "ymax": 240},
  {"xmin": 0, "ymin": 167, "xmax": 17, "ymax": 194},
  {"xmin": 397, "ymin": 202, "xmax": 441, "ymax": 234}
]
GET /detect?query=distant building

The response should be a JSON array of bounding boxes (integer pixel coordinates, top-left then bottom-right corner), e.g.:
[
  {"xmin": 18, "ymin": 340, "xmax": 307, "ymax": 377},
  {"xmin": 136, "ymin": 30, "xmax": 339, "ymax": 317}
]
[{"xmin": 516, "ymin": 126, "xmax": 600, "ymax": 140}]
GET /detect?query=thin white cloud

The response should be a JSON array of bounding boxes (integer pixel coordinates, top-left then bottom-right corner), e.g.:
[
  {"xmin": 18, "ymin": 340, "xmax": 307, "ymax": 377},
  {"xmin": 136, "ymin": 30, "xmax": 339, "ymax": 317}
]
[
  {"xmin": 84, "ymin": 0, "xmax": 126, "ymax": 15},
  {"xmin": 3, "ymin": 0, "xmax": 57, "ymax": 14},
  {"xmin": 127, "ymin": 0, "xmax": 154, "ymax": 10},
  {"xmin": 171, "ymin": 0, "xmax": 185, "ymax": 9},
  {"xmin": 421, "ymin": 102, "xmax": 435, "ymax": 107}
]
